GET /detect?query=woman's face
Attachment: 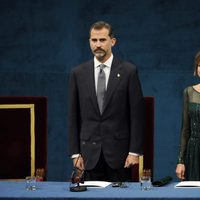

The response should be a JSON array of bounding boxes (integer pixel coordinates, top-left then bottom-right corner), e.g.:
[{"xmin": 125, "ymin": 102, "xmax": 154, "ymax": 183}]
[{"xmin": 198, "ymin": 63, "xmax": 200, "ymax": 77}]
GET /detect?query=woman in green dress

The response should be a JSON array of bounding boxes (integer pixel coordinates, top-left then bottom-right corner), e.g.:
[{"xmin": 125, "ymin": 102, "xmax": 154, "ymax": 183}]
[{"xmin": 176, "ymin": 51, "xmax": 200, "ymax": 181}]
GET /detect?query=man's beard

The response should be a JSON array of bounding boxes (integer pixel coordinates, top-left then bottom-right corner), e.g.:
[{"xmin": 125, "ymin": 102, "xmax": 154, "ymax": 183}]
[{"xmin": 93, "ymin": 49, "xmax": 106, "ymax": 60}]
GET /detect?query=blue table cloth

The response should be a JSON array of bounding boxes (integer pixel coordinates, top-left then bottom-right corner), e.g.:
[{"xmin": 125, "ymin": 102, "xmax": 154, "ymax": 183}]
[{"xmin": 0, "ymin": 181, "xmax": 200, "ymax": 200}]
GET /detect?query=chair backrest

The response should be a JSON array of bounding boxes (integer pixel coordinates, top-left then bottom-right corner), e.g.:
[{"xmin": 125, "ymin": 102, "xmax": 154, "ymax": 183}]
[
  {"xmin": 0, "ymin": 97, "xmax": 47, "ymax": 180},
  {"xmin": 131, "ymin": 96, "xmax": 154, "ymax": 181}
]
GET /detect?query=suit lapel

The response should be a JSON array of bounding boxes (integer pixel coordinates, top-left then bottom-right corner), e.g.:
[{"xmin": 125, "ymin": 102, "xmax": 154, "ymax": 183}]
[
  {"xmin": 85, "ymin": 60, "xmax": 100, "ymax": 114},
  {"xmin": 103, "ymin": 58, "xmax": 122, "ymax": 113}
]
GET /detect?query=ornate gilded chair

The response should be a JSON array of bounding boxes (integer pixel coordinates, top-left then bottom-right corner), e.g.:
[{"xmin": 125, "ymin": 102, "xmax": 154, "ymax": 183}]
[{"xmin": 0, "ymin": 97, "xmax": 47, "ymax": 180}]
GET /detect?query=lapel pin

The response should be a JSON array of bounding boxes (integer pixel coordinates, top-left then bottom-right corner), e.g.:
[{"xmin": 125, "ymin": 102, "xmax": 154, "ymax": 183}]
[{"xmin": 117, "ymin": 73, "xmax": 120, "ymax": 78}]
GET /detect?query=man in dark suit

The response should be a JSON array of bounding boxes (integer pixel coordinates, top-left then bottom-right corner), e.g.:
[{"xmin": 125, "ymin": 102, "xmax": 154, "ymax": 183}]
[{"xmin": 68, "ymin": 21, "xmax": 144, "ymax": 182}]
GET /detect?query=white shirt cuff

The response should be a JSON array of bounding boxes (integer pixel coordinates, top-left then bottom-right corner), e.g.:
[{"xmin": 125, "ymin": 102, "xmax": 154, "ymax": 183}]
[
  {"xmin": 71, "ymin": 154, "xmax": 81, "ymax": 159},
  {"xmin": 129, "ymin": 152, "xmax": 142, "ymax": 156}
]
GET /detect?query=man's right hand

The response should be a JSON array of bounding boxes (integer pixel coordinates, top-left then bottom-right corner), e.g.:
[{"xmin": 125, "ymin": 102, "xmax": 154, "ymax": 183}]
[{"xmin": 73, "ymin": 156, "xmax": 85, "ymax": 171}]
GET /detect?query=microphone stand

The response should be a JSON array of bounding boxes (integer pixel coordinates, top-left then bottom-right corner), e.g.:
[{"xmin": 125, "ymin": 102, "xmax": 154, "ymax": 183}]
[
  {"xmin": 69, "ymin": 156, "xmax": 87, "ymax": 192},
  {"xmin": 70, "ymin": 182, "xmax": 87, "ymax": 192}
]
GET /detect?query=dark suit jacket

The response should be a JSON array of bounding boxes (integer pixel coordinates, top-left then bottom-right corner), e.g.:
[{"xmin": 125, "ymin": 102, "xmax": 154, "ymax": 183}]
[{"xmin": 68, "ymin": 57, "xmax": 144, "ymax": 170}]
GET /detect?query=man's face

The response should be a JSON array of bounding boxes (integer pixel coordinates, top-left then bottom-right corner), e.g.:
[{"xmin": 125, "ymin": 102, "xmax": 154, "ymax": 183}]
[{"xmin": 89, "ymin": 28, "xmax": 116, "ymax": 62}]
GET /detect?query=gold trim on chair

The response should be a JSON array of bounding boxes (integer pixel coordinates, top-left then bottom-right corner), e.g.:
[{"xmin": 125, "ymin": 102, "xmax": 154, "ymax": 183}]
[
  {"xmin": 139, "ymin": 155, "xmax": 144, "ymax": 179},
  {"xmin": 0, "ymin": 104, "xmax": 35, "ymax": 176}
]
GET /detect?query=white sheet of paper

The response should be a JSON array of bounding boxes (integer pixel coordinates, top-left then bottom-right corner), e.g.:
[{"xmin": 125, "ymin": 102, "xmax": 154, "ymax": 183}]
[
  {"xmin": 80, "ymin": 181, "xmax": 111, "ymax": 188},
  {"xmin": 175, "ymin": 181, "xmax": 200, "ymax": 188}
]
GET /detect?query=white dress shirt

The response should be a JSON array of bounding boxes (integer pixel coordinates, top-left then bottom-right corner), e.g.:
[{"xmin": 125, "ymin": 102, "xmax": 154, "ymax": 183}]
[{"xmin": 94, "ymin": 54, "xmax": 113, "ymax": 92}]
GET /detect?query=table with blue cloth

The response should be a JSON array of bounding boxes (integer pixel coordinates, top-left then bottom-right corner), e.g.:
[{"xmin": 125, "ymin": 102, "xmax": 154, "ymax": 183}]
[{"xmin": 0, "ymin": 181, "xmax": 200, "ymax": 200}]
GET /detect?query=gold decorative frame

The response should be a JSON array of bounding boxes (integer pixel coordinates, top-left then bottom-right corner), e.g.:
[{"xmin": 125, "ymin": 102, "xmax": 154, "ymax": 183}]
[{"xmin": 0, "ymin": 104, "xmax": 35, "ymax": 176}]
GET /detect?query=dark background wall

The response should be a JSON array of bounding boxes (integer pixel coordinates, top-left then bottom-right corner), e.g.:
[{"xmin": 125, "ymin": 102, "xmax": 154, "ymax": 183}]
[{"xmin": 0, "ymin": 0, "xmax": 200, "ymax": 181}]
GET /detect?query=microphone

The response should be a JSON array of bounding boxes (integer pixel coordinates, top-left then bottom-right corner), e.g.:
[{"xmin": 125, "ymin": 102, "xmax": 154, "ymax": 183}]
[
  {"xmin": 152, "ymin": 176, "xmax": 172, "ymax": 187},
  {"xmin": 69, "ymin": 156, "xmax": 87, "ymax": 192}
]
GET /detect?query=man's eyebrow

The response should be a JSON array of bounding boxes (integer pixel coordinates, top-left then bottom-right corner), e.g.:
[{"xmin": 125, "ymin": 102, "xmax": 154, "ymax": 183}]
[{"xmin": 90, "ymin": 38, "xmax": 107, "ymax": 41}]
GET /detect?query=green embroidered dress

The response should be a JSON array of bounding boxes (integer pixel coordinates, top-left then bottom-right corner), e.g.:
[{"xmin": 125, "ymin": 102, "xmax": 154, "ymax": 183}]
[{"xmin": 178, "ymin": 86, "xmax": 200, "ymax": 180}]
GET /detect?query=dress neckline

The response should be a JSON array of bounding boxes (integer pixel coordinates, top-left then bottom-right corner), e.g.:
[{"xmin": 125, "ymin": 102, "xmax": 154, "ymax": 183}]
[{"xmin": 192, "ymin": 86, "xmax": 200, "ymax": 94}]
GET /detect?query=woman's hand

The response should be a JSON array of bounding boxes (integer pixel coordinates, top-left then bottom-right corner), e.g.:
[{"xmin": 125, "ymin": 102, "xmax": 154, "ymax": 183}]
[{"xmin": 176, "ymin": 164, "xmax": 185, "ymax": 180}]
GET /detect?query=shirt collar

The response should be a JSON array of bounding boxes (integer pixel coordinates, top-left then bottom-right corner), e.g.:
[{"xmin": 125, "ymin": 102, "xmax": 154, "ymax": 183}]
[{"xmin": 94, "ymin": 54, "xmax": 113, "ymax": 69}]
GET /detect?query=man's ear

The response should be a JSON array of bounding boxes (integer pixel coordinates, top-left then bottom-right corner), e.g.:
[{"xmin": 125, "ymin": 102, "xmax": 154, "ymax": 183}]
[{"xmin": 111, "ymin": 38, "xmax": 117, "ymax": 46}]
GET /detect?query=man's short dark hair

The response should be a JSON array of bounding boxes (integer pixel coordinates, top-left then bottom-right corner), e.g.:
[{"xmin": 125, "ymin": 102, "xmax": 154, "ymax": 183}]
[{"xmin": 89, "ymin": 21, "xmax": 115, "ymax": 38}]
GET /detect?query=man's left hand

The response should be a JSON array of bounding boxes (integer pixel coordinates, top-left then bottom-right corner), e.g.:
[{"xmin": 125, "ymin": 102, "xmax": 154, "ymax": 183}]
[{"xmin": 124, "ymin": 154, "xmax": 139, "ymax": 168}]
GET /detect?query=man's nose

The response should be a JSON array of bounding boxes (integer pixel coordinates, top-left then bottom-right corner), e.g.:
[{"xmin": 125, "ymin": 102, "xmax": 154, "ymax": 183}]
[{"xmin": 96, "ymin": 40, "xmax": 101, "ymax": 47}]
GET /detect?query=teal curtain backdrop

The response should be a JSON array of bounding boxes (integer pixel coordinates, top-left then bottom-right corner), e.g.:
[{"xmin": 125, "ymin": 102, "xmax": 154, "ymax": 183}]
[{"xmin": 0, "ymin": 0, "xmax": 200, "ymax": 181}]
